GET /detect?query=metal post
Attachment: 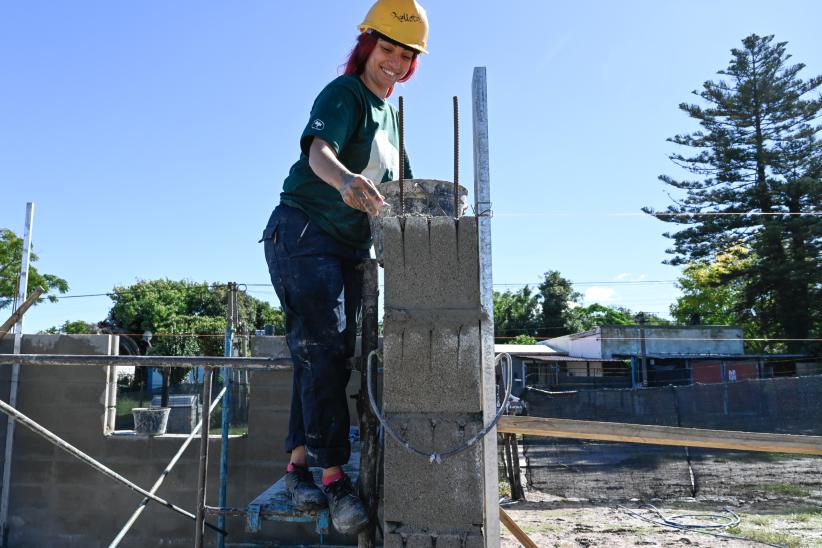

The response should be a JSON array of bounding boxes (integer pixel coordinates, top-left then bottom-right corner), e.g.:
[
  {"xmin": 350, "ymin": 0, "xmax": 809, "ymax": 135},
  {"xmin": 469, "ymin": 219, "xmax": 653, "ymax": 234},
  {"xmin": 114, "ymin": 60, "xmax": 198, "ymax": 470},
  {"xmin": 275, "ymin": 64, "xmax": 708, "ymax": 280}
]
[
  {"xmin": 637, "ymin": 313, "xmax": 648, "ymax": 387},
  {"xmin": 1, "ymin": 202, "xmax": 34, "ymax": 546},
  {"xmin": 217, "ymin": 283, "xmax": 235, "ymax": 548},
  {"xmin": 110, "ymin": 387, "xmax": 226, "ymax": 548},
  {"xmin": 357, "ymin": 260, "xmax": 379, "ymax": 548},
  {"xmin": 195, "ymin": 367, "xmax": 214, "ymax": 547},
  {"xmin": 472, "ymin": 67, "xmax": 500, "ymax": 548}
]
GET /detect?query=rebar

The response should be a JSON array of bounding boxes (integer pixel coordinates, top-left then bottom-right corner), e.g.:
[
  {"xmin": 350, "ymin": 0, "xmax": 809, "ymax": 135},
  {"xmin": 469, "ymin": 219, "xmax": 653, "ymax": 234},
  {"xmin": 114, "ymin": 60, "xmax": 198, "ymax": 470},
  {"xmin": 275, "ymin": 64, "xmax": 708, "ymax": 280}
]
[
  {"xmin": 453, "ymin": 96, "xmax": 460, "ymax": 218},
  {"xmin": 398, "ymin": 96, "xmax": 405, "ymax": 216}
]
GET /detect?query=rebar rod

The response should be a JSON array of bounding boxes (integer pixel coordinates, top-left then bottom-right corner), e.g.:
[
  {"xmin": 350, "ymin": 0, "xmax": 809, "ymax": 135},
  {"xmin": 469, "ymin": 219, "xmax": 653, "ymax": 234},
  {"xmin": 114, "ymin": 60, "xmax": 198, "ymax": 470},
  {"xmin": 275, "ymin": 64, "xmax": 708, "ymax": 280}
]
[
  {"xmin": 195, "ymin": 367, "xmax": 215, "ymax": 547},
  {"xmin": 109, "ymin": 387, "xmax": 227, "ymax": 548},
  {"xmin": 0, "ymin": 396, "xmax": 226, "ymax": 535},
  {"xmin": 398, "ymin": 96, "xmax": 404, "ymax": 216},
  {"xmin": 453, "ymin": 96, "xmax": 460, "ymax": 218},
  {"xmin": 0, "ymin": 354, "xmax": 291, "ymax": 369}
]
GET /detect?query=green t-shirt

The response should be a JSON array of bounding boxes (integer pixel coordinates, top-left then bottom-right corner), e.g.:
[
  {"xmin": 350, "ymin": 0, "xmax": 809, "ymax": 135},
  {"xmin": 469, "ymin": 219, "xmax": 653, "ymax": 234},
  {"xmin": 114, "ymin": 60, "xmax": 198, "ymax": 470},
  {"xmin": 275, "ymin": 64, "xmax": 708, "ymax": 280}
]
[{"xmin": 280, "ymin": 75, "xmax": 412, "ymax": 249}]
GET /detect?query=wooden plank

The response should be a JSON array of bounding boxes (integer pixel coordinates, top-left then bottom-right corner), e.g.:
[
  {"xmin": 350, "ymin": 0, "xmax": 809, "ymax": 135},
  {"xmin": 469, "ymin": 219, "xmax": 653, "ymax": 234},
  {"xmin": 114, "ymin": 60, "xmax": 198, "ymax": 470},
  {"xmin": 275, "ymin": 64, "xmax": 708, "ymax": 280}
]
[
  {"xmin": 499, "ymin": 507, "xmax": 538, "ymax": 548},
  {"xmin": 497, "ymin": 416, "xmax": 822, "ymax": 455},
  {"xmin": 0, "ymin": 286, "xmax": 44, "ymax": 340}
]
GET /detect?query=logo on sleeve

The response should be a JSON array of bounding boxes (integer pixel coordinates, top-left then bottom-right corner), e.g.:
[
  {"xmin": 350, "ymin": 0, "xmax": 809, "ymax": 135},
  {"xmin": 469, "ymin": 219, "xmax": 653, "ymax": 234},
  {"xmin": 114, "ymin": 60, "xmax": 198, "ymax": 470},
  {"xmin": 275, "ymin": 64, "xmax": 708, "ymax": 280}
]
[{"xmin": 311, "ymin": 119, "xmax": 325, "ymax": 131}]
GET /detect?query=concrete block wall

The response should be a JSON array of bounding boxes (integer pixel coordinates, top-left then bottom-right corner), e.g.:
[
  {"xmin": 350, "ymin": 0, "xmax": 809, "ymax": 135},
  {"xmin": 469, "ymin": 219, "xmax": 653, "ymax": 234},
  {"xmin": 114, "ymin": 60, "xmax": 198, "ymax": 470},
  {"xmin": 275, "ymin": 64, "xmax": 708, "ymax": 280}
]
[
  {"xmin": 382, "ymin": 216, "xmax": 487, "ymax": 547},
  {"xmin": 0, "ymin": 335, "xmax": 359, "ymax": 547}
]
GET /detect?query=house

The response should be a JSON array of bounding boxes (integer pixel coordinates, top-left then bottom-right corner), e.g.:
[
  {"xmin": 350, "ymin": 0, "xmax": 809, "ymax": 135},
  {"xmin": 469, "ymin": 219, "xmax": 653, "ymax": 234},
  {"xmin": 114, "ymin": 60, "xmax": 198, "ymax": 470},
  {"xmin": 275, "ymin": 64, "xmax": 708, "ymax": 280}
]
[{"xmin": 540, "ymin": 325, "xmax": 811, "ymax": 388}]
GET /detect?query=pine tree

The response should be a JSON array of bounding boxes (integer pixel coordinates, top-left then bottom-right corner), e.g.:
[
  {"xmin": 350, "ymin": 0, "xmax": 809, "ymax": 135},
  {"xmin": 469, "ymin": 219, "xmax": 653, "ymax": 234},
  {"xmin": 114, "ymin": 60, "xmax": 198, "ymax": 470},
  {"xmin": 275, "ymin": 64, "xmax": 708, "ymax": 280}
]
[{"xmin": 644, "ymin": 34, "xmax": 822, "ymax": 352}]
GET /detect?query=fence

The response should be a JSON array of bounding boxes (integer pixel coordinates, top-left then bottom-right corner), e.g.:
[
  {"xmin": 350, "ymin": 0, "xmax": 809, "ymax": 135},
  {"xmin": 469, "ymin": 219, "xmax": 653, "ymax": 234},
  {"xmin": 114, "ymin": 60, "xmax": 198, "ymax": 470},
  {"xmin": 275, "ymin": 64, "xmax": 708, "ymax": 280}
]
[{"xmin": 520, "ymin": 375, "xmax": 822, "ymax": 503}]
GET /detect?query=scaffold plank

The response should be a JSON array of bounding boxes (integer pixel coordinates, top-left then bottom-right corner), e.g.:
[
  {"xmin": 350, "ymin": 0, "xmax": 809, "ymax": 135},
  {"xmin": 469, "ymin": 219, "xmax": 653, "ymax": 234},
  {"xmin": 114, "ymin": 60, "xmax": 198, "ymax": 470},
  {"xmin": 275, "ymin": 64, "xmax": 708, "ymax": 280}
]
[{"xmin": 498, "ymin": 416, "xmax": 822, "ymax": 455}]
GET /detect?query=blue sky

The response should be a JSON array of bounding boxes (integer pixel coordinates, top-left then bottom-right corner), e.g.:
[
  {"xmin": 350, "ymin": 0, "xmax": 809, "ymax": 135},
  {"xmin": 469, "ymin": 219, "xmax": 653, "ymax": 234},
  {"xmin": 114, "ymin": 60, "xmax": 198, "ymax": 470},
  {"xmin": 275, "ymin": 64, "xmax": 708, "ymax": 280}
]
[{"xmin": 2, "ymin": 1, "xmax": 820, "ymax": 333}]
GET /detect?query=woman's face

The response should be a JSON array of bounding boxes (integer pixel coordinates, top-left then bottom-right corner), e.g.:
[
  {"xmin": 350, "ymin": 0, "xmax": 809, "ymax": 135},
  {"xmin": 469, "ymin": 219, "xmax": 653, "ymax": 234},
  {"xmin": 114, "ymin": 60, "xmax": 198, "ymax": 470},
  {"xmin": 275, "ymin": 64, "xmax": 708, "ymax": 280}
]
[{"xmin": 362, "ymin": 38, "xmax": 415, "ymax": 97}]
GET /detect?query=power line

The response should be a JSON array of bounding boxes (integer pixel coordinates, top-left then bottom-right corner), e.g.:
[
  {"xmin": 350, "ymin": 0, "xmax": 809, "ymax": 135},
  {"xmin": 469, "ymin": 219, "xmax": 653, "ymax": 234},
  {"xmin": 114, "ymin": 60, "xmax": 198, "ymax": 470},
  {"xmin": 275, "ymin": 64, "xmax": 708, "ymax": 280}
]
[{"xmin": 493, "ymin": 211, "xmax": 820, "ymax": 218}]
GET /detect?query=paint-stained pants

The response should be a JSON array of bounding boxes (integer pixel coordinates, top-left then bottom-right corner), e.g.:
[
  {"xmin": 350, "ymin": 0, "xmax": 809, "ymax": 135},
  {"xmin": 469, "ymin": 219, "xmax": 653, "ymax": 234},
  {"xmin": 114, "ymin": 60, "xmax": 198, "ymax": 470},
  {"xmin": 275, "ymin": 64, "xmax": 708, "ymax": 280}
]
[{"xmin": 262, "ymin": 204, "xmax": 367, "ymax": 468}]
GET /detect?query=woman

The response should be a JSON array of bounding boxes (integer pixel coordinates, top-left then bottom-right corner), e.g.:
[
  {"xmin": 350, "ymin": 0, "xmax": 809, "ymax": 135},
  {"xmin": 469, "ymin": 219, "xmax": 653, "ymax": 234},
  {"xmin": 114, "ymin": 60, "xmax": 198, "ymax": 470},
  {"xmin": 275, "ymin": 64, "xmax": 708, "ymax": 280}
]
[{"xmin": 261, "ymin": 0, "xmax": 429, "ymax": 535}]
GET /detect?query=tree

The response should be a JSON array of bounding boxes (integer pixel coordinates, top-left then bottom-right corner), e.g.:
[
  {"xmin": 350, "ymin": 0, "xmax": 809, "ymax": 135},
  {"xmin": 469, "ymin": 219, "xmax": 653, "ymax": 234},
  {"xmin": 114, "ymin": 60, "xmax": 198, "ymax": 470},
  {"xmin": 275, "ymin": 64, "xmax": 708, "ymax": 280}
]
[
  {"xmin": 106, "ymin": 279, "xmax": 285, "ymax": 349},
  {"xmin": 508, "ymin": 334, "xmax": 537, "ymax": 345},
  {"xmin": 670, "ymin": 245, "xmax": 757, "ymax": 333},
  {"xmin": 43, "ymin": 320, "xmax": 99, "ymax": 334},
  {"xmin": 537, "ymin": 270, "xmax": 582, "ymax": 337},
  {"xmin": 105, "ymin": 279, "xmax": 285, "ymax": 397},
  {"xmin": 569, "ymin": 304, "xmax": 635, "ymax": 332},
  {"xmin": 493, "ymin": 286, "xmax": 541, "ymax": 342},
  {"xmin": 644, "ymin": 34, "xmax": 822, "ymax": 352},
  {"xmin": 0, "ymin": 228, "xmax": 69, "ymax": 310}
]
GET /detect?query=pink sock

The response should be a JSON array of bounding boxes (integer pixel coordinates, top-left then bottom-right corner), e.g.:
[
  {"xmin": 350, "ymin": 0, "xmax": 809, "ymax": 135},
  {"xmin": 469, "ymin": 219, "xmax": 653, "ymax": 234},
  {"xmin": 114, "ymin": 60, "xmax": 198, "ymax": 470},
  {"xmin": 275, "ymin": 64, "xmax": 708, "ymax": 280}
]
[
  {"xmin": 322, "ymin": 470, "xmax": 345, "ymax": 486},
  {"xmin": 287, "ymin": 462, "xmax": 307, "ymax": 473}
]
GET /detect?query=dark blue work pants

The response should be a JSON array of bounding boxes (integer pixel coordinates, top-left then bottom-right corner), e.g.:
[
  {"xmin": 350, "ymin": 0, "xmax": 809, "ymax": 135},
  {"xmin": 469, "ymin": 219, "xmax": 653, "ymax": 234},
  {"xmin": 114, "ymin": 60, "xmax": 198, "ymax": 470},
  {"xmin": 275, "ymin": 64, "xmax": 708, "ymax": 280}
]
[{"xmin": 262, "ymin": 204, "xmax": 367, "ymax": 468}]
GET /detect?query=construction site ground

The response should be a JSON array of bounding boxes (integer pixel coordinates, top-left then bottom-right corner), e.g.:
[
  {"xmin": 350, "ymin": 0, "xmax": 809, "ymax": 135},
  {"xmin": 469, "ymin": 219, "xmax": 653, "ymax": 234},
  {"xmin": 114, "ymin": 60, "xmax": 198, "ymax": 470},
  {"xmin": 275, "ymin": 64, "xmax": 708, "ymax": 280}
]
[{"xmin": 500, "ymin": 450, "xmax": 822, "ymax": 547}]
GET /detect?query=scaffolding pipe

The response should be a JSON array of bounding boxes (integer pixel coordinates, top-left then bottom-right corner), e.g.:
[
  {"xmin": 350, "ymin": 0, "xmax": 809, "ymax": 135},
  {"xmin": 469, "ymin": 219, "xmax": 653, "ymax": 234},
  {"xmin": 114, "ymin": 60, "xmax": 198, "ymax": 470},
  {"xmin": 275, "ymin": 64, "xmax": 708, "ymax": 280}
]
[
  {"xmin": 0, "ymin": 354, "xmax": 290, "ymax": 369},
  {"xmin": 109, "ymin": 387, "xmax": 227, "ymax": 548},
  {"xmin": 218, "ymin": 283, "xmax": 235, "ymax": 548},
  {"xmin": 195, "ymin": 367, "xmax": 215, "ymax": 547},
  {"xmin": 0, "ymin": 397, "xmax": 226, "ymax": 535},
  {"xmin": 1, "ymin": 202, "xmax": 34, "ymax": 547}
]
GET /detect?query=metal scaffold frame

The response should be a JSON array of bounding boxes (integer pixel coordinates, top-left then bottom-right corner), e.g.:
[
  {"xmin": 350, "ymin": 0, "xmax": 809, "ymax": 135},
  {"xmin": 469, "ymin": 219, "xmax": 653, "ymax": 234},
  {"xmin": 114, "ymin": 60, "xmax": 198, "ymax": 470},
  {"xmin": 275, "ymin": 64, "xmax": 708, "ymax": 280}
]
[{"xmin": 0, "ymin": 353, "xmax": 292, "ymax": 547}]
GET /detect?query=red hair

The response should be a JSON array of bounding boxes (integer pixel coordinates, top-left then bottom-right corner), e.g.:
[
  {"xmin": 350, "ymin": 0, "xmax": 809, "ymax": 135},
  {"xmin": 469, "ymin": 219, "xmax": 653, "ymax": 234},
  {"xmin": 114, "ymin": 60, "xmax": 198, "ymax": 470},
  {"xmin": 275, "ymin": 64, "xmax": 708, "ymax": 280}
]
[{"xmin": 342, "ymin": 32, "xmax": 419, "ymax": 98}]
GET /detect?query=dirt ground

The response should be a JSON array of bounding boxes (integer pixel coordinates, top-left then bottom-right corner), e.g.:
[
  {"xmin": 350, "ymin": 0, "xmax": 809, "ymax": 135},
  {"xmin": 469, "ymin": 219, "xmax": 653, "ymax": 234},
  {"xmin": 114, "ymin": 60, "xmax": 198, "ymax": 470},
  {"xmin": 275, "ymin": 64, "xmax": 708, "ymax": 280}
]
[
  {"xmin": 500, "ymin": 445, "xmax": 822, "ymax": 547},
  {"xmin": 499, "ymin": 489, "xmax": 822, "ymax": 547}
]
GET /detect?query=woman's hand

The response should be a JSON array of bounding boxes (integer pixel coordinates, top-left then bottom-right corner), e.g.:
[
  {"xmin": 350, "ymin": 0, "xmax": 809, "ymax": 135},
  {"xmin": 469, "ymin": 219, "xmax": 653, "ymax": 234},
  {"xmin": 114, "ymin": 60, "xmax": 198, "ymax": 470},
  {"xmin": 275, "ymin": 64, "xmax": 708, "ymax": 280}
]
[
  {"xmin": 308, "ymin": 138, "xmax": 386, "ymax": 215},
  {"xmin": 339, "ymin": 173, "xmax": 385, "ymax": 216}
]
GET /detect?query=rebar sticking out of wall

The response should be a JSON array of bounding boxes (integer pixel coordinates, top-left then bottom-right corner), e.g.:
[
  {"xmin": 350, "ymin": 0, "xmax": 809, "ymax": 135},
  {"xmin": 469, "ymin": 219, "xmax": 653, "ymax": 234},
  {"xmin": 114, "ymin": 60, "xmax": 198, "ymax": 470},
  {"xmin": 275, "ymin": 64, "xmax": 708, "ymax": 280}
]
[
  {"xmin": 453, "ymin": 96, "xmax": 460, "ymax": 218},
  {"xmin": 398, "ymin": 96, "xmax": 405, "ymax": 216}
]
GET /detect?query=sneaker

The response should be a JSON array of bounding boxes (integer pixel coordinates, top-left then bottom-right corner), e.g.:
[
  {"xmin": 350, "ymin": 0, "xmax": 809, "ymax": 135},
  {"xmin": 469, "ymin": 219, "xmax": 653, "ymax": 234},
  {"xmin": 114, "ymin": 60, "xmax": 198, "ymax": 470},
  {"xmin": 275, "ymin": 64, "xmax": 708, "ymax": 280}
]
[
  {"xmin": 285, "ymin": 467, "xmax": 328, "ymax": 512},
  {"xmin": 323, "ymin": 475, "xmax": 369, "ymax": 534}
]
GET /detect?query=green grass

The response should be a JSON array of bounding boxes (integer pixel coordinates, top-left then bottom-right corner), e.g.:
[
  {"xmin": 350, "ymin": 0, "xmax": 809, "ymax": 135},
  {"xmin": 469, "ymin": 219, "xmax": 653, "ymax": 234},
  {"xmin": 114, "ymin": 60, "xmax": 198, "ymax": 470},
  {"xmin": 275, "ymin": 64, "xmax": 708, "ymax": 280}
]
[
  {"xmin": 759, "ymin": 483, "xmax": 812, "ymax": 497},
  {"xmin": 520, "ymin": 522, "xmax": 565, "ymax": 534},
  {"xmin": 600, "ymin": 526, "xmax": 645, "ymax": 534},
  {"xmin": 789, "ymin": 509, "xmax": 822, "ymax": 523},
  {"xmin": 727, "ymin": 526, "xmax": 804, "ymax": 548}
]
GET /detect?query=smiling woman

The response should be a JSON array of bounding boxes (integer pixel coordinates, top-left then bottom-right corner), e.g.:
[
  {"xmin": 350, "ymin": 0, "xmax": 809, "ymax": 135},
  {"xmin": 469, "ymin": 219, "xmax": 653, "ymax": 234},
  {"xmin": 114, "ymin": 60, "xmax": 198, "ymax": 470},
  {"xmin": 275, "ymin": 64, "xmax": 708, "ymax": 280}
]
[{"xmin": 258, "ymin": 0, "xmax": 429, "ymax": 537}]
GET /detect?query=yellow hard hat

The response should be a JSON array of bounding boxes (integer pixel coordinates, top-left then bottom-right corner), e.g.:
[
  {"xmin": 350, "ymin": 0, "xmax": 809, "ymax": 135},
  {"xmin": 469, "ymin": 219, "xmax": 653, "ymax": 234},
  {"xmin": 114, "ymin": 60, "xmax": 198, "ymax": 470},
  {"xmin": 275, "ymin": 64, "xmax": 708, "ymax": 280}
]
[{"xmin": 359, "ymin": 0, "xmax": 429, "ymax": 54}]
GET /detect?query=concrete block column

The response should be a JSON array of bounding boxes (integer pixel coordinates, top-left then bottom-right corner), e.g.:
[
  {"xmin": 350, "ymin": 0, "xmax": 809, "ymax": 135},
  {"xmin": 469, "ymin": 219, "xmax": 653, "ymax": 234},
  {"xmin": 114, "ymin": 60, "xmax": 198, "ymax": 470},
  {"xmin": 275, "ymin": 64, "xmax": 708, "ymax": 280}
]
[{"xmin": 382, "ymin": 216, "xmax": 488, "ymax": 548}]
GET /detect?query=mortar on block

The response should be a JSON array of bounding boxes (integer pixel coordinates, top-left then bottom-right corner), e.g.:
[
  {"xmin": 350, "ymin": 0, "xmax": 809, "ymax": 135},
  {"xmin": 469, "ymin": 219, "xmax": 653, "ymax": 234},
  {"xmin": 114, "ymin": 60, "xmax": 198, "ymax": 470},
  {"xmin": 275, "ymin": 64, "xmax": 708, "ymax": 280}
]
[{"xmin": 370, "ymin": 178, "xmax": 468, "ymax": 264}]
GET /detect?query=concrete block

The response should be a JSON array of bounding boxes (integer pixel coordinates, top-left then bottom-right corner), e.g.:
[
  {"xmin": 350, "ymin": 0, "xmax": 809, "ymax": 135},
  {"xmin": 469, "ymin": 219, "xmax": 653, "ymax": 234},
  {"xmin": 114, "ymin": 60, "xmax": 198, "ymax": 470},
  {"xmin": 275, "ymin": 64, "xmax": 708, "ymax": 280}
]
[
  {"xmin": 383, "ymin": 325, "xmax": 481, "ymax": 413},
  {"xmin": 385, "ymin": 530, "xmax": 483, "ymax": 548},
  {"xmin": 384, "ymin": 217, "xmax": 480, "ymax": 313},
  {"xmin": 383, "ymin": 414, "xmax": 484, "ymax": 529},
  {"xmin": 439, "ymin": 532, "xmax": 484, "ymax": 548},
  {"xmin": 250, "ymin": 335, "xmax": 291, "ymax": 359}
]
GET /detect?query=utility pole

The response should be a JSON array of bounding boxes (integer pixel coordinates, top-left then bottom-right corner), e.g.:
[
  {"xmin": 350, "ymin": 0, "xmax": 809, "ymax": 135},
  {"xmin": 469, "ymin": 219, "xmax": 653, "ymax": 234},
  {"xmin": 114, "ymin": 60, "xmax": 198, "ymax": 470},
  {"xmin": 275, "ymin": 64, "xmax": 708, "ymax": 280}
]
[
  {"xmin": 1, "ymin": 203, "xmax": 34, "ymax": 547},
  {"xmin": 637, "ymin": 312, "xmax": 648, "ymax": 387}
]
